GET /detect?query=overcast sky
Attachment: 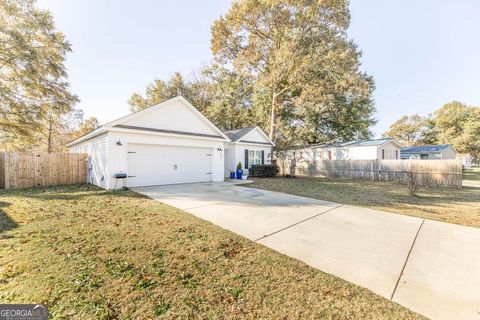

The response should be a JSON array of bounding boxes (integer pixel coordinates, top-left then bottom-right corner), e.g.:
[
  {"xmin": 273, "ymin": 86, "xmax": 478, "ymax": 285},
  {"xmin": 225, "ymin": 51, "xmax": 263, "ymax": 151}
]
[{"xmin": 37, "ymin": 0, "xmax": 480, "ymax": 137}]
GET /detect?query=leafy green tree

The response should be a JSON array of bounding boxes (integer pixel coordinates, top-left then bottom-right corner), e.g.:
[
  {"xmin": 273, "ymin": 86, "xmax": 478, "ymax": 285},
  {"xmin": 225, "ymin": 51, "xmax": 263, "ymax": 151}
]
[
  {"xmin": 457, "ymin": 109, "xmax": 480, "ymax": 161},
  {"xmin": 383, "ymin": 114, "xmax": 427, "ymax": 146},
  {"xmin": 0, "ymin": 0, "xmax": 78, "ymax": 148},
  {"xmin": 128, "ymin": 72, "xmax": 211, "ymax": 113},
  {"xmin": 202, "ymin": 64, "xmax": 254, "ymax": 130},
  {"xmin": 433, "ymin": 101, "xmax": 470, "ymax": 144},
  {"xmin": 77, "ymin": 116, "xmax": 100, "ymax": 135},
  {"xmin": 211, "ymin": 0, "xmax": 375, "ymax": 144},
  {"xmin": 386, "ymin": 102, "xmax": 480, "ymax": 160},
  {"xmin": 433, "ymin": 101, "xmax": 480, "ymax": 160}
]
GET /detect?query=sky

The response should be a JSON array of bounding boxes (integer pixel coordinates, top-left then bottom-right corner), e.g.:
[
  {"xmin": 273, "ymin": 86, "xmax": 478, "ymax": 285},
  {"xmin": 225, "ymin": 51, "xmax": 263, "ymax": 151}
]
[{"xmin": 37, "ymin": 0, "xmax": 480, "ymax": 137}]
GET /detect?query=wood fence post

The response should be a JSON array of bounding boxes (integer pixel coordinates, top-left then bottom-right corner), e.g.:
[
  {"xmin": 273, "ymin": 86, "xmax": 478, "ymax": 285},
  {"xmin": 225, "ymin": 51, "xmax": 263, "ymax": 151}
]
[{"xmin": 5, "ymin": 153, "xmax": 10, "ymax": 189}]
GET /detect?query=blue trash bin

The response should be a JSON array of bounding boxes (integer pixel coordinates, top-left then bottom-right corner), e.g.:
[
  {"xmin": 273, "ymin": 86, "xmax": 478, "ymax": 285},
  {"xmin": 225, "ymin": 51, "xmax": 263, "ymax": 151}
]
[{"xmin": 236, "ymin": 169, "xmax": 243, "ymax": 179}]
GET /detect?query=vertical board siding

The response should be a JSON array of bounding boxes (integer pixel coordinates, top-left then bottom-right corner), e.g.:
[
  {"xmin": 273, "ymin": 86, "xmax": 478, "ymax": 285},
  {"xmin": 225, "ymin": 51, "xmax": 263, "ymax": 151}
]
[
  {"xmin": 277, "ymin": 159, "xmax": 462, "ymax": 188},
  {"xmin": 0, "ymin": 152, "xmax": 88, "ymax": 189},
  {"xmin": 70, "ymin": 134, "xmax": 108, "ymax": 188}
]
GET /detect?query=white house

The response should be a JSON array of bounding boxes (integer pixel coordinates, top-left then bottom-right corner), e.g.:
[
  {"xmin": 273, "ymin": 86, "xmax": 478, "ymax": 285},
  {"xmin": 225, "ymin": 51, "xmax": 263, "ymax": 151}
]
[
  {"xmin": 456, "ymin": 153, "xmax": 472, "ymax": 168},
  {"xmin": 307, "ymin": 138, "xmax": 402, "ymax": 161},
  {"xmin": 224, "ymin": 126, "xmax": 275, "ymax": 176},
  {"xmin": 67, "ymin": 96, "xmax": 272, "ymax": 189},
  {"xmin": 400, "ymin": 144, "xmax": 457, "ymax": 160}
]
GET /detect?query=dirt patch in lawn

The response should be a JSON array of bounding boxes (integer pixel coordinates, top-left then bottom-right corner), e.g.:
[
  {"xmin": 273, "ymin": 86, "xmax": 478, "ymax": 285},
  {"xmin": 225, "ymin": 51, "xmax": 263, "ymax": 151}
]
[
  {"xmin": 249, "ymin": 177, "xmax": 480, "ymax": 228},
  {"xmin": 0, "ymin": 185, "xmax": 423, "ymax": 319}
]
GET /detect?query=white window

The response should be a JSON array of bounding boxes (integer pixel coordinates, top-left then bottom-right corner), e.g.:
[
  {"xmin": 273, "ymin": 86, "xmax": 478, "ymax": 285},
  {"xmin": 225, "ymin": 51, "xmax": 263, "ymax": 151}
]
[{"xmin": 248, "ymin": 150, "xmax": 263, "ymax": 167}]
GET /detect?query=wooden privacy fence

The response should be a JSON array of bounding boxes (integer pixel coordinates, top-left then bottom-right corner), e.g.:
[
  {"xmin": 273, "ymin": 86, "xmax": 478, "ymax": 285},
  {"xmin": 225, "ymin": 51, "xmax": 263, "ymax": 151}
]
[
  {"xmin": 0, "ymin": 152, "xmax": 88, "ymax": 189},
  {"xmin": 278, "ymin": 159, "xmax": 462, "ymax": 188}
]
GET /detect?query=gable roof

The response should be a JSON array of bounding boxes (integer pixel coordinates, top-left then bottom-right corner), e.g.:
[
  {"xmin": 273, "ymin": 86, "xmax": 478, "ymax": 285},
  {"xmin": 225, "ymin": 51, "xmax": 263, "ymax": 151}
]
[
  {"xmin": 67, "ymin": 96, "xmax": 229, "ymax": 146},
  {"xmin": 224, "ymin": 126, "xmax": 257, "ymax": 142},
  {"xmin": 224, "ymin": 126, "xmax": 274, "ymax": 146},
  {"xmin": 338, "ymin": 138, "xmax": 398, "ymax": 147},
  {"xmin": 310, "ymin": 138, "xmax": 401, "ymax": 149},
  {"xmin": 400, "ymin": 144, "xmax": 454, "ymax": 153}
]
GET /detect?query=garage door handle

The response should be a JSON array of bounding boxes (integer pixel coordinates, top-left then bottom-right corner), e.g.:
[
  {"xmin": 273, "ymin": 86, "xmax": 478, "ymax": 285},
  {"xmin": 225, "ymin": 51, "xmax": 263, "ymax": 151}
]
[{"xmin": 127, "ymin": 175, "xmax": 136, "ymax": 178}]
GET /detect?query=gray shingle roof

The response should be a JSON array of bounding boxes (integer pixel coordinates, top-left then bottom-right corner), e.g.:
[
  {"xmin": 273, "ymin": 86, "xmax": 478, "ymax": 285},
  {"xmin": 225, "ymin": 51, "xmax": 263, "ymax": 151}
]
[
  {"xmin": 400, "ymin": 144, "xmax": 452, "ymax": 153},
  {"xmin": 311, "ymin": 138, "xmax": 396, "ymax": 148},
  {"xmin": 224, "ymin": 126, "xmax": 257, "ymax": 142},
  {"xmin": 337, "ymin": 138, "xmax": 395, "ymax": 147}
]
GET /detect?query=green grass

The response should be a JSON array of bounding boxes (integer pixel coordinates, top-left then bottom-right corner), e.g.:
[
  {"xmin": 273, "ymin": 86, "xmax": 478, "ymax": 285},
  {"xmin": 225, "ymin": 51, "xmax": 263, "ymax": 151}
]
[
  {"xmin": 0, "ymin": 185, "xmax": 423, "ymax": 319},
  {"xmin": 250, "ymin": 177, "xmax": 480, "ymax": 228},
  {"xmin": 463, "ymin": 167, "xmax": 480, "ymax": 182}
]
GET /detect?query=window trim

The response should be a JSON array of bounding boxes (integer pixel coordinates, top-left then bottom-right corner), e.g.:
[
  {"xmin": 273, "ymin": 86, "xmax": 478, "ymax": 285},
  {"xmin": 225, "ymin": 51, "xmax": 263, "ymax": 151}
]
[{"xmin": 247, "ymin": 150, "xmax": 263, "ymax": 167}]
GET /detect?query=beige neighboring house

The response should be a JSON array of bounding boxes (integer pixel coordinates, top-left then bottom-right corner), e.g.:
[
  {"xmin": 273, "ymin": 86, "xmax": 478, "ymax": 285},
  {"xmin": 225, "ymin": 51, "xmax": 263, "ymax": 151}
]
[
  {"xmin": 457, "ymin": 153, "xmax": 472, "ymax": 168},
  {"xmin": 305, "ymin": 138, "xmax": 402, "ymax": 161}
]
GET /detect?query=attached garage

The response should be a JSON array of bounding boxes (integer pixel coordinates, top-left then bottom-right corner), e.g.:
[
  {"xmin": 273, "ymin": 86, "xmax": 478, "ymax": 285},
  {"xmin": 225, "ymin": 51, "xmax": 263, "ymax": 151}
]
[
  {"xmin": 67, "ymin": 96, "xmax": 229, "ymax": 189},
  {"xmin": 127, "ymin": 144, "xmax": 213, "ymax": 187}
]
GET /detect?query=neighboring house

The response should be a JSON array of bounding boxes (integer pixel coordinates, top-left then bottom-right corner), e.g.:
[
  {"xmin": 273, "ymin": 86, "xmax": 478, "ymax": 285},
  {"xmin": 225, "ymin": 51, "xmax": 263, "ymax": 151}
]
[
  {"xmin": 67, "ymin": 96, "xmax": 272, "ymax": 189},
  {"xmin": 224, "ymin": 126, "xmax": 275, "ymax": 176},
  {"xmin": 456, "ymin": 153, "xmax": 472, "ymax": 168},
  {"xmin": 307, "ymin": 138, "xmax": 402, "ymax": 161},
  {"xmin": 400, "ymin": 144, "xmax": 457, "ymax": 160}
]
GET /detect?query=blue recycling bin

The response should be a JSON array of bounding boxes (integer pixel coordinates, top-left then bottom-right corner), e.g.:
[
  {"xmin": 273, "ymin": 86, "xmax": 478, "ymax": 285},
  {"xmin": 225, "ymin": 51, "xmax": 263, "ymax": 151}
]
[{"xmin": 236, "ymin": 169, "xmax": 243, "ymax": 179}]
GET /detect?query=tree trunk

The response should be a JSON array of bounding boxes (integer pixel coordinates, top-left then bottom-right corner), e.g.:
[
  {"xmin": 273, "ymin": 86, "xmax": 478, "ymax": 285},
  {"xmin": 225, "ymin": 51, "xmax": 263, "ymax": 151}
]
[
  {"xmin": 269, "ymin": 92, "xmax": 276, "ymax": 140},
  {"xmin": 289, "ymin": 153, "xmax": 296, "ymax": 177}
]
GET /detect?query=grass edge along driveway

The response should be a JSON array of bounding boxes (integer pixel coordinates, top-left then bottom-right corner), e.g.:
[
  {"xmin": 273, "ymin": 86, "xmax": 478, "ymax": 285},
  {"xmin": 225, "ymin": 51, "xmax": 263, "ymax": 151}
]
[
  {"xmin": 0, "ymin": 185, "xmax": 424, "ymax": 319},
  {"xmin": 249, "ymin": 176, "xmax": 480, "ymax": 228}
]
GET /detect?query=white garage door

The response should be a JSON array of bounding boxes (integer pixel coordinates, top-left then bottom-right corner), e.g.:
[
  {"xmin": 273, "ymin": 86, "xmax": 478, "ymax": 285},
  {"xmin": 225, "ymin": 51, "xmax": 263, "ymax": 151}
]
[{"xmin": 127, "ymin": 144, "xmax": 212, "ymax": 187}]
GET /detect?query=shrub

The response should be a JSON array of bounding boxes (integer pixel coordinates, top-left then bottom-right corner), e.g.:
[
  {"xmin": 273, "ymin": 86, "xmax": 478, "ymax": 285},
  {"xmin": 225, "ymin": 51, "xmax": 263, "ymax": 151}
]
[
  {"xmin": 249, "ymin": 165, "xmax": 278, "ymax": 178},
  {"xmin": 236, "ymin": 162, "xmax": 242, "ymax": 171},
  {"xmin": 405, "ymin": 169, "xmax": 421, "ymax": 196}
]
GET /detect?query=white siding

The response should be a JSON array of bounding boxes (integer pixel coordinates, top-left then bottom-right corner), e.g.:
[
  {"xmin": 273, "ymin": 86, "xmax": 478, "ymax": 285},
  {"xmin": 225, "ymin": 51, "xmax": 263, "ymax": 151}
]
[
  {"xmin": 313, "ymin": 142, "xmax": 400, "ymax": 161},
  {"xmin": 241, "ymin": 128, "xmax": 271, "ymax": 144},
  {"xmin": 224, "ymin": 143, "xmax": 272, "ymax": 177},
  {"xmin": 108, "ymin": 131, "xmax": 224, "ymax": 189},
  {"xmin": 121, "ymin": 99, "xmax": 219, "ymax": 136},
  {"xmin": 69, "ymin": 134, "xmax": 109, "ymax": 189},
  {"xmin": 224, "ymin": 144, "xmax": 236, "ymax": 176},
  {"xmin": 314, "ymin": 146, "xmax": 377, "ymax": 160}
]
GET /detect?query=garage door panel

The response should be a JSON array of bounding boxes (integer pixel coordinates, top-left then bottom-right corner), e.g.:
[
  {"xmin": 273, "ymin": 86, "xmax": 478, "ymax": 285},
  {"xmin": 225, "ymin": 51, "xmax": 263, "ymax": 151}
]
[{"xmin": 127, "ymin": 144, "xmax": 212, "ymax": 187}]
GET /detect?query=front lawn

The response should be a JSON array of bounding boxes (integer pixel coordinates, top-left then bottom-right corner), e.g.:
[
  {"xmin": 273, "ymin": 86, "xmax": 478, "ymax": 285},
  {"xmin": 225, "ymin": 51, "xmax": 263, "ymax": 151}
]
[
  {"xmin": 0, "ymin": 185, "xmax": 422, "ymax": 319},
  {"xmin": 463, "ymin": 167, "xmax": 480, "ymax": 182},
  {"xmin": 250, "ymin": 177, "xmax": 480, "ymax": 228}
]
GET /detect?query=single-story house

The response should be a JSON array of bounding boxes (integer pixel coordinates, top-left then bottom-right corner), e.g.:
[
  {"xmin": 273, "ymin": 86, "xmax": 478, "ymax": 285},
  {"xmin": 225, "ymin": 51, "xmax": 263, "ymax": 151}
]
[
  {"xmin": 224, "ymin": 126, "xmax": 274, "ymax": 176},
  {"xmin": 400, "ymin": 144, "xmax": 457, "ymax": 160},
  {"xmin": 456, "ymin": 153, "xmax": 472, "ymax": 168},
  {"xmin": 67, "ymin": 96, "xmax": 273, "ymax": 189},
  {"xmin": 306, "ymin": 138, "xmax": 402, "ymax": 161}
]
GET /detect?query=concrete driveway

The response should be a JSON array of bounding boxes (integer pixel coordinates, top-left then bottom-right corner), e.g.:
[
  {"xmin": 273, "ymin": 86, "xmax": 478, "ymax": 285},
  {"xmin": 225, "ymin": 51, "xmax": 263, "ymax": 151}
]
[{"xmin": 134, "ymin": 181, "xmax": 480, "ymax": 320}]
